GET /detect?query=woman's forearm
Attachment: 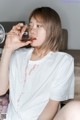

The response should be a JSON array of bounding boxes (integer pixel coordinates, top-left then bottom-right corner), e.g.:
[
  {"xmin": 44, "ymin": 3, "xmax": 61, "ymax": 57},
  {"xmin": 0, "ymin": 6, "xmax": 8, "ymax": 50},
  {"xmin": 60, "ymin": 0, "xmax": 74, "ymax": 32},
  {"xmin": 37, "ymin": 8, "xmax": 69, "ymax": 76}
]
[
  {"xmin": 0, "ymin": 48, "xmax": 13, "ymax": 95},
  {"xmin": 38, "ymin": 100, "xmax": 60, "ymax": 120}
]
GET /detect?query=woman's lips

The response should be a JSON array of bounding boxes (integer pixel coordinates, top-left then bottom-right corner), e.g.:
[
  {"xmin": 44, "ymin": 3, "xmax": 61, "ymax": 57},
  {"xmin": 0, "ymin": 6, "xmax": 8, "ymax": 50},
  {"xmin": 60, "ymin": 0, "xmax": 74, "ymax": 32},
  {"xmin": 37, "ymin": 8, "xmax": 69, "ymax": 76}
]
[{"xmin": 31, "ymin": 38, "xmax": 36, "ymax": 41}]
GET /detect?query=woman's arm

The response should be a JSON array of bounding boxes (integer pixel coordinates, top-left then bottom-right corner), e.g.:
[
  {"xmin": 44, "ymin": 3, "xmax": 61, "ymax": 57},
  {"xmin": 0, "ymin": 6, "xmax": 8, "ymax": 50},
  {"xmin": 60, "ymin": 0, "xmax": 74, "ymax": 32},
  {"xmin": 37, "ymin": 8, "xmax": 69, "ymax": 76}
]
[
  {"xmin": 0, "ymin": 48, "xmax": 12, "ymax": 95},
  {"xmin": 0, "ymin": 23, "xmax": 31, "ymax": 96},
  {"xmin": 38, "ymin": 99, "xmax": 60, "ymax": 120}
]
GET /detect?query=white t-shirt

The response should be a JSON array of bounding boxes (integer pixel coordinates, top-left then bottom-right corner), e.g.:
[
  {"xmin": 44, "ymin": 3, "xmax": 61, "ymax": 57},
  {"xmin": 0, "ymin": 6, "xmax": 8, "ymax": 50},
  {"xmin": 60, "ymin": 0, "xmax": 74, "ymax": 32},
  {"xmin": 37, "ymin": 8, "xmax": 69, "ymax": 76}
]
[{"xmin": 6, "ymin": 48, "xmax": 74, "ymax": 120}]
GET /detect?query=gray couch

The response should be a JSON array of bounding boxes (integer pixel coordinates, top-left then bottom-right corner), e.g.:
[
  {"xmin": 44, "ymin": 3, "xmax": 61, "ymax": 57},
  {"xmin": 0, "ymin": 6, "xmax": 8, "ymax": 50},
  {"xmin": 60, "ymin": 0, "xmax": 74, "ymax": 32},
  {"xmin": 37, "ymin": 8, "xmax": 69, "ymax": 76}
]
[{"xmin": 60, "ymin": 29, "xmax": 80, "ymax": 101}]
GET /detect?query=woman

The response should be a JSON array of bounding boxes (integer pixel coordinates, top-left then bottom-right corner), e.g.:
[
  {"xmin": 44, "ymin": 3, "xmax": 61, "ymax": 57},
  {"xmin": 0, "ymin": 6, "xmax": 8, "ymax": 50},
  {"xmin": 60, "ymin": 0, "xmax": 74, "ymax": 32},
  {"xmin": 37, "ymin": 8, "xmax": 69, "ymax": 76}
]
[{"xmin": 0, "ymin": 7, "xmax": 74, "ymax": 120}]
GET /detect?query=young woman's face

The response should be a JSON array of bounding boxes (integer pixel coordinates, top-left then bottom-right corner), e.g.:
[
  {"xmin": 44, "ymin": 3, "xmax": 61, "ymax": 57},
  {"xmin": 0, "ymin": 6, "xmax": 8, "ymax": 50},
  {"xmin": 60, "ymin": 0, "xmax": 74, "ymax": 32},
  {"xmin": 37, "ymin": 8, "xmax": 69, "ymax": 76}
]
[{"xmin": 28, "ymin": 17, "xmax": 47, "ymax": 47}]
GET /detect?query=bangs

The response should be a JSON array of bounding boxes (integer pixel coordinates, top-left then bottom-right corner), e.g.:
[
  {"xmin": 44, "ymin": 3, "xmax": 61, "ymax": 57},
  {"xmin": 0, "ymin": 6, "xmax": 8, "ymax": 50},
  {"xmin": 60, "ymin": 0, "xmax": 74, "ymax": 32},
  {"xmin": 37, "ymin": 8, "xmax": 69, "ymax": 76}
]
[
  {"xmin": 33, "ymin": 15, "xmax": 44, "ymax": 24},
  {"xmin": 29, "ymin": 8, "xmax": 46, "ymax": 24},
  {"xmin": 29, "ymin": 13, "xmax": 47, "ymax": 30}
]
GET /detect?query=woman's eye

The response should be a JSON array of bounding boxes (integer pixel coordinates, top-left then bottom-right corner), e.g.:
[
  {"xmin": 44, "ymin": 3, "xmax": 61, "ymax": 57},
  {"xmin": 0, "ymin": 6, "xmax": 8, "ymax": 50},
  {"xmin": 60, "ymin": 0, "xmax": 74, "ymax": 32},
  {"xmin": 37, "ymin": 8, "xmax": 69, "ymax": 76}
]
[{"xmin": 37, "ymin": 25, "xmax": 42, "ymax": 28}]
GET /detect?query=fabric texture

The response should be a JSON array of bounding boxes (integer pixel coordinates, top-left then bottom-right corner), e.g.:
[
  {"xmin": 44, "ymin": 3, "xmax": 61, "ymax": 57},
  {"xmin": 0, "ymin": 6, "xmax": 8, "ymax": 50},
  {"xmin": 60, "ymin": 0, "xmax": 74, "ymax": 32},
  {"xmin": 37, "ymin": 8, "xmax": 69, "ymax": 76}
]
[{"xmin": 6, "ymin": 48, "xmax": 74, "ymax": 120}]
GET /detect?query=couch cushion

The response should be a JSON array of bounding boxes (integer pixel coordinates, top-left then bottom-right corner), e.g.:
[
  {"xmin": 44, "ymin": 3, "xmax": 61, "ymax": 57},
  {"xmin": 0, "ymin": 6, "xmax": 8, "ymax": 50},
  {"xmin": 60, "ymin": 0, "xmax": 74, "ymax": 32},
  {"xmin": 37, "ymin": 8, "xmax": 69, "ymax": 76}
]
[
  {"xmin": 74, "ymin": 66, "xmax": 80, "ymax": 100},
  {"xmin": 59, "ymin": 29, "xmax": 68, "ymax": 50},
  {"xmin": 64, "ymin": 50, "xmax": 80, "ymax": 67}
]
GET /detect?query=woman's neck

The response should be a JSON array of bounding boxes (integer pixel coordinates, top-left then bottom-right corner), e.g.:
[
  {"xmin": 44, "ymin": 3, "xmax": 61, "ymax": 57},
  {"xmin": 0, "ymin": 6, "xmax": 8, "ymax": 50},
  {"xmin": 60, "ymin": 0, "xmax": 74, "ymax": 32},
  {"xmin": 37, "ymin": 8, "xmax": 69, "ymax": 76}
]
[{"xmin": 31, "ymin": 47, "xmax": 51, "ymax": 61}]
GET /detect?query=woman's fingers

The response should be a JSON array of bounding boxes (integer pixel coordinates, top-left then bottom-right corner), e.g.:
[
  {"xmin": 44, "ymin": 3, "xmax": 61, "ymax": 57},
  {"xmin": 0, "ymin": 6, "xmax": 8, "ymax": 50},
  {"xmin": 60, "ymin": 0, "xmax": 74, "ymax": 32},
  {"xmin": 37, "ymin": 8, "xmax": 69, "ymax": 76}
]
[
  {"xmin": 12, "ymin": 23, "xmax": 24, "ymax": 31},
  {"xmin": 20, "ymin": 25, "xmax": 28, "ymax": 38},
  {"xmin": 11, "ymin": 23, "xmax": 28, "ymax": 39},
  {"xmin": 5, "ymin": 23, "xmax": 31, "ymax": 50},
  {"xmin": 20, "ymin": 40, "xmax": 31, "ymax": 47},
  {"xmin": 11, "ymin": 23, "xmax": 24, "ymax": 36}
]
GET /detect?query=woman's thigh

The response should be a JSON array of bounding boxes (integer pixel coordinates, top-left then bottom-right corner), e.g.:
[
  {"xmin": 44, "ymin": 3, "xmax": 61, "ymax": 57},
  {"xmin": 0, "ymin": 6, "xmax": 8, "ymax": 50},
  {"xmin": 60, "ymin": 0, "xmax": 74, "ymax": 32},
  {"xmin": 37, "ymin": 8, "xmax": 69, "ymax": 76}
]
[{"xmin": 53, "ymin": 101, "xmax": 80, "ymax": 120}]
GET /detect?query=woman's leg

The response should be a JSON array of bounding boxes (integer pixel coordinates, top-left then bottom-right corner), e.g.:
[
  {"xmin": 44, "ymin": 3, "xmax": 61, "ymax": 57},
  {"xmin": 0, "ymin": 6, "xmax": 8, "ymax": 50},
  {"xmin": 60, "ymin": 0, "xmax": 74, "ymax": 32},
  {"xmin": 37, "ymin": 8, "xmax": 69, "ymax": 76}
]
[{"xmin": 53, "ymin": 101, "xmax": 80, "ymax": 120}]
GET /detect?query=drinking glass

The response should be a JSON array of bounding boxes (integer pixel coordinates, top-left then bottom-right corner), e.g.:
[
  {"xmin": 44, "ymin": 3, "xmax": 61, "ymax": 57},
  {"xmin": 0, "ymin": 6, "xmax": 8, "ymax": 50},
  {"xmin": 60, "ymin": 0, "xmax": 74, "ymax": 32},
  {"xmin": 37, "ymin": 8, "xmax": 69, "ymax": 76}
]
[{"xmin": 0, "ymin": 24, "xmax": 29, "ymax": 44}]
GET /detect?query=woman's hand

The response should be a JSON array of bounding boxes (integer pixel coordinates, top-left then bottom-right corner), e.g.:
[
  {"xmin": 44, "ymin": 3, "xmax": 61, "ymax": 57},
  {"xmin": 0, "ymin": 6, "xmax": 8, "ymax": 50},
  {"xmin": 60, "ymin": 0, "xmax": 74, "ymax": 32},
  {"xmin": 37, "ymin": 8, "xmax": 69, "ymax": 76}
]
[{"xmin": 4, "ymin": 23, "xmax": 31, "ymax": 52}]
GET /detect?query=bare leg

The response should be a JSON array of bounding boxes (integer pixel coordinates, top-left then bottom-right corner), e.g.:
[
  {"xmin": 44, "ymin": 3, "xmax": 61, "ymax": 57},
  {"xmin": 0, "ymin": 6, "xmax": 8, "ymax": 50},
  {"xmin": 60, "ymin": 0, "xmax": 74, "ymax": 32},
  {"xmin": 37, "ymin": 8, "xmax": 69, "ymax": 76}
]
[{"xmin": 53, "ymin": 101, "xmax": 80, "ymax": 120}]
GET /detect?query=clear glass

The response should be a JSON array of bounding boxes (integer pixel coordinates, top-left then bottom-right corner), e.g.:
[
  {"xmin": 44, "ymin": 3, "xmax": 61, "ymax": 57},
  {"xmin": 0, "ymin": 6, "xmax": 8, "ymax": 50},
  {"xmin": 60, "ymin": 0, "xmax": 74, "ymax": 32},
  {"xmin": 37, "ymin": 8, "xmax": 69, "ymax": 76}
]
[{"xmin": 0, "ymin": 24, "xmax": 29, "ymax": 44}]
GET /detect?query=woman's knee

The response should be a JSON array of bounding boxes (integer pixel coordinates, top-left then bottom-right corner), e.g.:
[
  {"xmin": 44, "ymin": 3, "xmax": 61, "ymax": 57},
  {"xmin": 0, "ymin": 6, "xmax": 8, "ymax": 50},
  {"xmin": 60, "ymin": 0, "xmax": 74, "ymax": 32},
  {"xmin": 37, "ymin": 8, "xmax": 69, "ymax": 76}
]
[
  {"xmin": 54, "ymin": 101, "xmax": 80, "ymax": 120},
  {"xmin": 65, "ymin": 101, "xmax": 80, "ymax": 112},
  {"xmin": 61, "ymin": 101, "xmax": 80, "ymax": 120}
]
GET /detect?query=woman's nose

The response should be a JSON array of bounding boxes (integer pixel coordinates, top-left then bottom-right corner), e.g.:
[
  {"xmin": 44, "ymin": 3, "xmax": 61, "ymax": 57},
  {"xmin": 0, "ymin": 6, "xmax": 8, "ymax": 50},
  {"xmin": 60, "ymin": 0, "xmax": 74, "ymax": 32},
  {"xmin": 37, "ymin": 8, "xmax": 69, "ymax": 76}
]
[
  {"xmin": 29, "ymin": 25, "xmax": 37, "ymax": 33},
  {"xmin": 29, "ymin": 23, "xmax": 37, "ymax": 30}
]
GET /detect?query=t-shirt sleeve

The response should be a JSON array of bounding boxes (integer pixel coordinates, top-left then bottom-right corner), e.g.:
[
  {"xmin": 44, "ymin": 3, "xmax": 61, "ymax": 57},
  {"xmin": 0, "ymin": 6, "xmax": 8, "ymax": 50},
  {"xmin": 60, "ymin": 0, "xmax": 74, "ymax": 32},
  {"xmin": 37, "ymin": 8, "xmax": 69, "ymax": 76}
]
[{"xmin": 50, "ymin": 54, "xmax": 74, "ymax": 101}]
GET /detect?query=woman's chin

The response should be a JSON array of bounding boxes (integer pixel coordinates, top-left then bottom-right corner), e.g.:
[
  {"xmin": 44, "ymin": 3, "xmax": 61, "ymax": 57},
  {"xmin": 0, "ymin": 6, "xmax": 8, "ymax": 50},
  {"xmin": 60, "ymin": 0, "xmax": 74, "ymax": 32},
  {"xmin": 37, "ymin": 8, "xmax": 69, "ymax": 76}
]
[{"xmin": 30, "ymin": 43, "xmax": 40, "ymax": 48}]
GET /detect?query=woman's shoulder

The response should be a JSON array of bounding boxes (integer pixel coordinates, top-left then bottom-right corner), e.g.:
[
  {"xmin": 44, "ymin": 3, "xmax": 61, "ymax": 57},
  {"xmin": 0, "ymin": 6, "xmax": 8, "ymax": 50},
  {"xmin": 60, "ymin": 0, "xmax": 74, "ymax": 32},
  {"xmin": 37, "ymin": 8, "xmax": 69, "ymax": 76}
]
[
  {"xmin": 50, "ymin": 51, "xmax": 74, "ymax": 64},
  {"xmin": 60, "ymin": 51, "xmax": 73, "ymax": 59},
  {"xmin": 49, "ymin": 51, "xmax": 74, "ymax": 72}
]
